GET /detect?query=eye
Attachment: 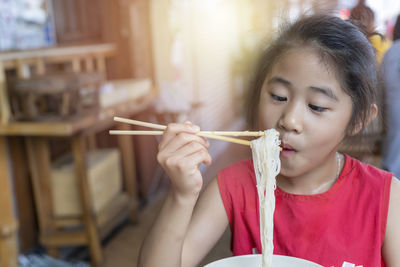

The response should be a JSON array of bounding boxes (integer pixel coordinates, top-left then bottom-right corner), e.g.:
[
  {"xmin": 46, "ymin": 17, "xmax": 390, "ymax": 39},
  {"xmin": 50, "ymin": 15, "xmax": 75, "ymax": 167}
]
[
  {"xmin": 309, "ymin": 104, "xmax": 327, "ymax": 112},
  {"xmin": 270, "ymin": 94, "xmax": 287, "ymax": 102}
]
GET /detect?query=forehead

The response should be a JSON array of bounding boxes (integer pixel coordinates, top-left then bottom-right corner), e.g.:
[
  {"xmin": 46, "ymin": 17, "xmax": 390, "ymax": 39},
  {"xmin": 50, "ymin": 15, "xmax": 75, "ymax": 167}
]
[{"xmin": 265, "ymin": 47, "xmax": 343, "ymax": 95}]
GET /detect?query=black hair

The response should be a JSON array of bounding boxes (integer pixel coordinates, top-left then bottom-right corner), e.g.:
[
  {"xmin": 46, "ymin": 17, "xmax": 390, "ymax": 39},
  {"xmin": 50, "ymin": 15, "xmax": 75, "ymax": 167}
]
[{"xmin": 246, "ymin": 14, "xmax": 377, "ymax": 135}]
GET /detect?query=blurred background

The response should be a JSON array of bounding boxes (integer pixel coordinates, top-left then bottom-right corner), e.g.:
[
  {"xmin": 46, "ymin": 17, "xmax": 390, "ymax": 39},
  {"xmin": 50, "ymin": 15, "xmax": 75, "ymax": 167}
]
[{"xmin": 0, "ymin": 0, "xmax": 399, "ymax": 266}]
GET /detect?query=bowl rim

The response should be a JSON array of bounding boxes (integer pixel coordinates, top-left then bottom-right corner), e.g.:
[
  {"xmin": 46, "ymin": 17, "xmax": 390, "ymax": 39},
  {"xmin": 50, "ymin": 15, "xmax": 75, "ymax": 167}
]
[{"xmin": 204, "ymin": 254, "xmax": 323, "ymax": 267}]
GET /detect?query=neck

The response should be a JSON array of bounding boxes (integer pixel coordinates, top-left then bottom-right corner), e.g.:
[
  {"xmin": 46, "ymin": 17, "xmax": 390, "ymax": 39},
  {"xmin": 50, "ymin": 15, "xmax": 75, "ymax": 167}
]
[{"xmin": 277, "ymin": 152, "xmax": 343, "ymax": 195}]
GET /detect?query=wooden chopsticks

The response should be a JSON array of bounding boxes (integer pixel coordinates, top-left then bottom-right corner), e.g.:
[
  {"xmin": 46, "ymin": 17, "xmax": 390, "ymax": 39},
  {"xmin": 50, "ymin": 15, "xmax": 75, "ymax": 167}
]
[
  {"xmin": 113, "ymin": 117, "xmax": 167, "ymax": 130},
  {"xmin": 109, "ymin": 116, "xmax": 260, "ymax": 146}
]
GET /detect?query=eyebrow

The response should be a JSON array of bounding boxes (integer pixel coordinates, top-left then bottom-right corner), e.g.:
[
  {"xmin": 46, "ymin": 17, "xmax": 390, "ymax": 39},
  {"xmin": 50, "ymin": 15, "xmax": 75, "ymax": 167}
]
[
  {"xmin": 267, "ymin": 76, "xmax": 339, "ymax": 101},
  {"xmin": 267, "ymin": 76, "xmax": 291, "ymax": 87},
  {"xmin": 309, "ymin": 86, "xmax": 339, "ymax": 101}
]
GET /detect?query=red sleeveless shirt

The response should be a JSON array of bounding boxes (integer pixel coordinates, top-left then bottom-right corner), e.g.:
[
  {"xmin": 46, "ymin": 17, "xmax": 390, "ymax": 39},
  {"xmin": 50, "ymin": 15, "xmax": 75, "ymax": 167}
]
[{"xmin": 217, "ymin": 155, "xmax": 392, "ymax": 267}]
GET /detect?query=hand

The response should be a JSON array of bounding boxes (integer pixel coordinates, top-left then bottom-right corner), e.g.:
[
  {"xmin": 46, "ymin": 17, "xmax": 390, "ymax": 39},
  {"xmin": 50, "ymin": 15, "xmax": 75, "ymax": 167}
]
[{"xmin": 157, "ymin": 122, "xmax": 212, "ymax": 200}]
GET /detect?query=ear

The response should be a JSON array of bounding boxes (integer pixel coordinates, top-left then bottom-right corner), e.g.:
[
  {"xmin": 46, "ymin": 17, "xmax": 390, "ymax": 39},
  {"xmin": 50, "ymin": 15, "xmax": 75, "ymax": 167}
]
[{"xmin": 347, "ymin": 104, "xmax": 378, "ymax": 136}]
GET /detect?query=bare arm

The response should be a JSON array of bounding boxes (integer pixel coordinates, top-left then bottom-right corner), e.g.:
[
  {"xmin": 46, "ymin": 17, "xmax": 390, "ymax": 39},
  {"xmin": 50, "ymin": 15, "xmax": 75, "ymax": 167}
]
[
  {"xmin": 138, "ymin": 188, "xmax": 199, "ymax": 267},
  {"xmin": 182, "ymin": 177, "xmax": 229, "ymax": 266},
  {"xmin": 138, "ymin": 123, "xmax": 228, "ymax": 267},
  {"xmin": 382, "ymin": 177, "xmax": 400, "ymax": 266}
]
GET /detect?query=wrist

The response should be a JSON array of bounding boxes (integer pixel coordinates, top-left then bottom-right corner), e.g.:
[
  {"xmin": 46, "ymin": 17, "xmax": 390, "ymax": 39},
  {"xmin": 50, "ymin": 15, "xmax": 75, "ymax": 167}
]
[{"xmin": 168, "ymin": 188, "xmax": 199, "ymax": 207}]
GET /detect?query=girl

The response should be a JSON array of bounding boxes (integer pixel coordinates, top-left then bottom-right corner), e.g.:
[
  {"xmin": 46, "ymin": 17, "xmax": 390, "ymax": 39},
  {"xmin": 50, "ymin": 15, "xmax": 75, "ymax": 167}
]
[{"xmin": 138, "ymin": 14, "xmax": 400, "ymax": 267}]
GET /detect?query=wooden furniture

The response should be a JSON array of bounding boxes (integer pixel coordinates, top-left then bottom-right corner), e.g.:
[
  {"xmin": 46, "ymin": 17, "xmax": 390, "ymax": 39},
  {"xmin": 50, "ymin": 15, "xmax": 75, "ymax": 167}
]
[
  {"xmin": 0, "ymin": 91, "xmax": 156, "ymax": 266},
  {"xmin": 9, "ymin": 72, "xmax": 104, "ymax": 121},
  {"xmin": 0, "ymin": 43, "xmax": 156, "ymax": 266},
  {"xmin": 52, "ymin": 0, "xmax": 159, "ymax": 207},
  {"xmin": 0, "ymin": 43, "xmax": 115, "ymax": 123},
  {"xmin": 0, "ymin": 138, "xmax": 18, "ymax": 267}
]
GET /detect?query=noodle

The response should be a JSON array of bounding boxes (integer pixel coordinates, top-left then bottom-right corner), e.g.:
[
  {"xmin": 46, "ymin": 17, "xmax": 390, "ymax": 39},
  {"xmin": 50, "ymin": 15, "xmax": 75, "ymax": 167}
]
[{"xmin": 250, "ymin": 129, "xmax": 281, "ymax": 267}]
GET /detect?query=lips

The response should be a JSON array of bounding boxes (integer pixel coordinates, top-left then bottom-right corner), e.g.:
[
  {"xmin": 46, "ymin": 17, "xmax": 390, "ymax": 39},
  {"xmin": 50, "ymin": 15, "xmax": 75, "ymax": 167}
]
[
  {"xmin": 280, "ymin": 142, "xmax": 297, "ymax": 158},
  {"xmin": 281, "ymin": 143, "xmax": 296, "ymax": 152}
]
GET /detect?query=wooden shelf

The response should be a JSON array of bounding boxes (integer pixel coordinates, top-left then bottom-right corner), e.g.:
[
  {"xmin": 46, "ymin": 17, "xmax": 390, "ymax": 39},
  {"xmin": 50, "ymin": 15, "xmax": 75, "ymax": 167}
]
[{"xmin": 0, "ymin": 43, "xmax": 116, "ymax": 68}]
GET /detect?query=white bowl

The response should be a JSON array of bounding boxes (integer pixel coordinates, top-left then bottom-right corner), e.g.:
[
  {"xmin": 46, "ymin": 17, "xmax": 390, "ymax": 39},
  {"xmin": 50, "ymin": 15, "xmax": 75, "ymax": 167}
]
[{"xmin": 204, "ymin": 254, "xmax": 322, "ymax": 267}]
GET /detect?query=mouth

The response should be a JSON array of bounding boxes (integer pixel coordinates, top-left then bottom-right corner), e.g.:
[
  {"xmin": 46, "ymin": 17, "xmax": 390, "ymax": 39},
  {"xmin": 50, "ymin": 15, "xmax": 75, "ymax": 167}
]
[
  {"xmin": 282, "ymin": 143, "xmax": 295, "ymax": 151},
  {"xmin": 280, "ymin": 142, "xmax": 297, "ymax": 157}
]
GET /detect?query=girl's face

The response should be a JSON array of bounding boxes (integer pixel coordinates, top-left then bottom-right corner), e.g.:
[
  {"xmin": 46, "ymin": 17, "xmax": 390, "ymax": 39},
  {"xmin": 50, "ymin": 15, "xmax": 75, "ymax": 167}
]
[{"xmin": 258, "ymin": 47, "xmax": 353, "ymax": 179}]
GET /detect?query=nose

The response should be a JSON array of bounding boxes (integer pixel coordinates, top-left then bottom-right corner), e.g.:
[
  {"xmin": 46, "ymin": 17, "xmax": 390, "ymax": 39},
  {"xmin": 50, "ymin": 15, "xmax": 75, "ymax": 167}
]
[{"xmin": 278, "ymin": 102, "xmax": 304, "ymax": 134}]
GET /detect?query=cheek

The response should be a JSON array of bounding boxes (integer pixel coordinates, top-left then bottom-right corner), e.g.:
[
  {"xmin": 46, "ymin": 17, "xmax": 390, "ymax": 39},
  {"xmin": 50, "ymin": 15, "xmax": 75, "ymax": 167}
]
[
  {"xmin": 310, "ymin": 120, "xmax": 346, "ymax": 144},
  {"xmin": 305, "ymin": 109, "xmax": 352, "ymax": 147}
]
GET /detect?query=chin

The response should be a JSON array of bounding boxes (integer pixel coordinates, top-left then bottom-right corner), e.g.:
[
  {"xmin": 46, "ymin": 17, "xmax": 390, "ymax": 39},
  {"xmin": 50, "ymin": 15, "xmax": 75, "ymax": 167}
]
[
  {"xmin": 277, "ymin": 167, "xmax": 298, "ymax": 179},
  {"xmin": 278, "ymin": 160, "xmax": 305, "ymax": 178}
]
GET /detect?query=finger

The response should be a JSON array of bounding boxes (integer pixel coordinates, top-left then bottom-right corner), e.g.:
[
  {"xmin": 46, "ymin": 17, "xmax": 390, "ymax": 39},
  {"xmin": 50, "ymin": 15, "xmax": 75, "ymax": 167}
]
[
  {"xmin": 164, "ymin": 146, "xmax": 211, "ymax": 173},
  {"xmin": 167, "ymin": 122, "xmax": 209, "ymax": 148},
  {"xmin": 182, "ymin": 148, "xmax": 212, "ymax": 168},
  {"xmin": 158, "ymin": 137, "xmax": 209, "ymax": 168},
  {"xmin": 170, "ymin": 140, "xmax": 208, "ymax": 160},
  {"xmin": 160, "ymin": 144, "xmax": 211, "ymax": 174},
  {"xmin": 162, "ymin": 132, "xmax": 209, "ymax": 154},
  {"xmin": 182, "ymin": 122, "xmax": 209, "ymax": 147},
  {"xmin": 159, "ymin": 123, "xmax": 200, "ymax": 150}
]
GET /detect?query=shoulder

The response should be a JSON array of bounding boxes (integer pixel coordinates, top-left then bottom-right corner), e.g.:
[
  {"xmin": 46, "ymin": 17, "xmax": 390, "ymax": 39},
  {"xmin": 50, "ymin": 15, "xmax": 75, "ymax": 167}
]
[
  {"xmin": 345, "ymin": 155, "xmax": 393, "ymax": 184},
  {"xmin": 388, "ymin": 177, "xmax": 400, "ymax": 204},
  {"xmin": 388, "ymin": 177, "xmax": 400, "ymax": 214},
  {"xmin": 382, "ymin": 177, "xmax": 400, "ymax": 266},
  {"xmin": 343, "ymin": 156, "xmax": 392, "ymax": 211},
  {"xmin": 344, "ymin": 156, "xmax": 394, "ymax": 249}
]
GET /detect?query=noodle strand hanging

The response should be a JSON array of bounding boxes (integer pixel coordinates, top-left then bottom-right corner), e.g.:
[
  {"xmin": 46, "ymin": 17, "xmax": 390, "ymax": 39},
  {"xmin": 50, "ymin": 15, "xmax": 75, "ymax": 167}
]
[{"xmin": 250, "ymin": 129, "xmax": 281, "ymax": 267}]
